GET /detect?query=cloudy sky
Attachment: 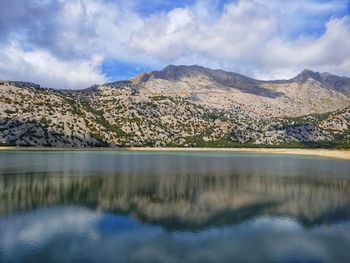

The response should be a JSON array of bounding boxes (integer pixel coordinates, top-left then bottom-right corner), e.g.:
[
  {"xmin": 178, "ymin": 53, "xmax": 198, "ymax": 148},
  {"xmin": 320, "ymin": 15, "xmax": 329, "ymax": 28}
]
[{"xmin": 0, "ymin": 0, "xmax": 349, "ymax": 89}]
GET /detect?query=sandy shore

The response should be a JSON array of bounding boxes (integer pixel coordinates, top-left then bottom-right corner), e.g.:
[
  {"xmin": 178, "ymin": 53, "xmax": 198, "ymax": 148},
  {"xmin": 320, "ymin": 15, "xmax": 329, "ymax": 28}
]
[
  {"xmin": 0, "ymin": 146, "xmax": 350, "ymax": 160},
  {"xmin": 131, "ymin": 147, "xmax": 350, "ymax": 160}
]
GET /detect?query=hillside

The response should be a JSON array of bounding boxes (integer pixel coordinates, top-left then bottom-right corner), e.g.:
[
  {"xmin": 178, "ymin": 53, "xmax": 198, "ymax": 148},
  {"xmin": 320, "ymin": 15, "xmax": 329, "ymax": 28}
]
[{"xmin": 0, "ymin": 65, "xmax": 350, "ymax": 148}]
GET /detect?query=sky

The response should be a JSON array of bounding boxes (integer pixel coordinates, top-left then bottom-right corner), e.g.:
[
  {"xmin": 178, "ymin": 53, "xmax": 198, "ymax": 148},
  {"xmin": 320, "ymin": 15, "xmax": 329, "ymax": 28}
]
[{"xmin": 0, "ymin": 0, "xmax": 349, "ymax": 89}]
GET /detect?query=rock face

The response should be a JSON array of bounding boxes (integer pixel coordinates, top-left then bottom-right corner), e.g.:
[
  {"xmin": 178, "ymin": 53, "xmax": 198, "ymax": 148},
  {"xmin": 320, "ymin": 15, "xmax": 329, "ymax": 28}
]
[{"xmin": 0, "ymin": 65, "xmax": 350, "ymax": 147}]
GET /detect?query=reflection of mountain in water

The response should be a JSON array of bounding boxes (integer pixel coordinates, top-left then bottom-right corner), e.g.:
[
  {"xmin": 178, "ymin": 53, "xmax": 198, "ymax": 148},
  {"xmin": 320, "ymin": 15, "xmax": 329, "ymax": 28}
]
[{"xmin": 1, "ymin": 173, "xmax": 350, "ymax": 230}]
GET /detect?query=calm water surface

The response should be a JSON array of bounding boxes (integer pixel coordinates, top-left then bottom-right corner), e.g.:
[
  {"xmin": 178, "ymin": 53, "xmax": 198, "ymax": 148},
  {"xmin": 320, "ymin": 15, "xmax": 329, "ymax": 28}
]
[{"xmin": 0, "ymin": 150, "xmax": 350, "ymax": 263}]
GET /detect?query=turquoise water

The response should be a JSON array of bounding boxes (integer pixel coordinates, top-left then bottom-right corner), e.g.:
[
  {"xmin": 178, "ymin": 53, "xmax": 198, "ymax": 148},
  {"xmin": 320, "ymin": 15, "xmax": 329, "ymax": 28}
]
[{"xmin": 0, "ymin": 151, "xmax": 350, "ymax": 262}]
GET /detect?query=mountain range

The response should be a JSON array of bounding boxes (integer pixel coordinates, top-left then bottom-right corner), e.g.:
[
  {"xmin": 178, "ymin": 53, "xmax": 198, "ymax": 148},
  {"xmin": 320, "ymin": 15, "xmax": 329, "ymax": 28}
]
[{"xmin": 0, "ymin": 65, "xmax": 350, "ymax": 148}]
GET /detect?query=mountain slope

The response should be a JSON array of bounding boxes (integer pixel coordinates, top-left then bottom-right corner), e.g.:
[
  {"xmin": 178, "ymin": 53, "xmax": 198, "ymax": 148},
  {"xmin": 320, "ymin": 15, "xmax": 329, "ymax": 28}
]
[{"xmin": 0, "ymin": 66, "xmax": 350, "ymax": 147}]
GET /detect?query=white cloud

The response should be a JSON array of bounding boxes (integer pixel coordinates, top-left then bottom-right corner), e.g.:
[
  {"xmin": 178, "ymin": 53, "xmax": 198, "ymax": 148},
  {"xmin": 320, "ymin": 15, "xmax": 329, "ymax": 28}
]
[
  {"xmin": 130, "ymin": 1, "xmax": 278, "ymax": 64},
  {"xmin": 258, "ymin": 16, "xmax": 350, "ymax": 78},
  {"xmin": 0, "ymin": 42, "xmax": 106, "ymax": 89}
]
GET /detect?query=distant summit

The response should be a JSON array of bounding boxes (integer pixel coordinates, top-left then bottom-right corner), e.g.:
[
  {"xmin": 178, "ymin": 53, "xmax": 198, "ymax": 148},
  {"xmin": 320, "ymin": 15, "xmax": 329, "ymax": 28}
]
[
  {"xmin": 131, "ymin": 64, "xmax": 259, "ymax": 85},
  {"xmin": 284, "ymin": 69, "xmax": 350, "ymax": 96},
  {"xmin": 291, "ymin": 69, "xmax": 323, "ymax": 83}
]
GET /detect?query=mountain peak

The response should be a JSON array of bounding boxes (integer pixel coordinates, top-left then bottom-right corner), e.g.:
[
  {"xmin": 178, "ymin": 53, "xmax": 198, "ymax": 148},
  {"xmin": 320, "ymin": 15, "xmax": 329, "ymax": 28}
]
[
  {"xmin": 163, "ymin": 64, "xmax": 204, "ymax": 70},
  {"xmin": 293, "ymin": 69, "xmax": 322, "ymax": 82},
  {"xmin": 280, "ymin": 69, "xmax": 350, "ymax": 96},
  {"xmin": 158, "ymin": 64, "xmax": 205, "ymax": 79},
  {"xmin": 131, "ymin": 64, "xmax": 210, "ymax": 84}
]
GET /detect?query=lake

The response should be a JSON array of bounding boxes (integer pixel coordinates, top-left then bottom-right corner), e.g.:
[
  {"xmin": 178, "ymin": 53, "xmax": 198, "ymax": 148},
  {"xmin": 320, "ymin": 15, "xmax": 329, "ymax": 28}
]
[{"xmin": 0, "ymin": 150, "xmax": 350, "ymax": 262}]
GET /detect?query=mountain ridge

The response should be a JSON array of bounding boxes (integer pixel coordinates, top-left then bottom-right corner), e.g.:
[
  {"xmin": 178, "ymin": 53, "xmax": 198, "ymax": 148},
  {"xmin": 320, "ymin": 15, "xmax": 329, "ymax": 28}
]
[
  {"xmin": 129, "ymin": 65, "xmax": 350, "ymax": 87},
  {"xmin": 122, "ymin": 65, "xmax": 350, "ymax": 98},
  {"xmin": 1, "ymin": 65, "xmax": 350, "ymax": 148},
  {"xmin": 2, "ymin": 65, "xmax": 350, "ymax": 94}
]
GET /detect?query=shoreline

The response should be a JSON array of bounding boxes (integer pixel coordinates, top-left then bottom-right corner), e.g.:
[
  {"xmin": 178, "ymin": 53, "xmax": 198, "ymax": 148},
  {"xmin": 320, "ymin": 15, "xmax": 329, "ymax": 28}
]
[{"xmin": 0, "ymin": 146, "xmax": 349, "ymax": 160}]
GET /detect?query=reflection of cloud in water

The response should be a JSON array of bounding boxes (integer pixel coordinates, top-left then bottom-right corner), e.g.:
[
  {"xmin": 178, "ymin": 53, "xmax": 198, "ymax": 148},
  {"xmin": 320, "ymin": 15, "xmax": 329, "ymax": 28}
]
[
  {"xmin": 0, "ymin": 207, "xmax": 102, "ymax": 258},
  {"xmin": 0, "ymin": 207, "xmax": 350, "ymax": 263}
]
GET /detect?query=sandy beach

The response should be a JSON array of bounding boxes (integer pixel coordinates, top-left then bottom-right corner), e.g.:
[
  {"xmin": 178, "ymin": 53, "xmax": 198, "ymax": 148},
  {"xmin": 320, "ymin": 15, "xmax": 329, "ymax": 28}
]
[
  {"xmin": 130, "ymin": 147, "xmax": 350, "ymax": 160},
  {"xmin": 0, "ymin": 146, "xmax": 349, "ymax": 160}
]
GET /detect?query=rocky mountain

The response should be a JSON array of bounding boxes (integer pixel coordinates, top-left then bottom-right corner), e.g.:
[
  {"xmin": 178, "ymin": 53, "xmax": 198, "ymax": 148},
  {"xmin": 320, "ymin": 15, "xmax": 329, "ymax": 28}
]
[
  {"xmin": 0, "ymin": 65, "xmax": 350, "ymax": 147},
  {"xmin": 274, "ymin": 69, "xmax": 350, "ymax": 96}
]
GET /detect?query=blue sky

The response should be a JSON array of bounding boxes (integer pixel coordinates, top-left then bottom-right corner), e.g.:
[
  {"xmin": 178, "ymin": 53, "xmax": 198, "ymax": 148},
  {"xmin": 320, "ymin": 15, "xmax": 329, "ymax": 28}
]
[
  {"xmin": 101, "ymin": 59, "xmax": 152, "ymax": 81},
  {"xmin": 0, "ymin": 0, "xmax": 349, "ymax": 89}
]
